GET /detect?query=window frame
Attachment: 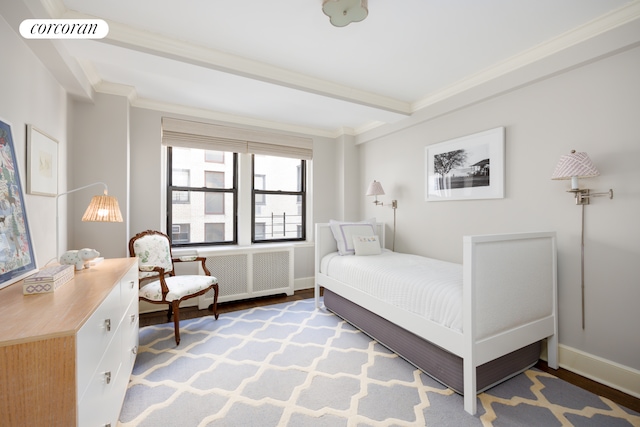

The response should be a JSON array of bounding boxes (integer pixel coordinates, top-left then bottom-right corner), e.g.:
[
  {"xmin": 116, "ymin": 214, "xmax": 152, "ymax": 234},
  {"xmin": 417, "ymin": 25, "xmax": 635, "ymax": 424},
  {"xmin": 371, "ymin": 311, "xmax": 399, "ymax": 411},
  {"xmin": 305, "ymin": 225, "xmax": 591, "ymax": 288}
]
[
  {"xmin": 167, "ymin": 147, "xmax": 238, "ymax": 247},
  {"xmin": 251, "ymin": 154, "xmax": 306, "ymax": 243}
]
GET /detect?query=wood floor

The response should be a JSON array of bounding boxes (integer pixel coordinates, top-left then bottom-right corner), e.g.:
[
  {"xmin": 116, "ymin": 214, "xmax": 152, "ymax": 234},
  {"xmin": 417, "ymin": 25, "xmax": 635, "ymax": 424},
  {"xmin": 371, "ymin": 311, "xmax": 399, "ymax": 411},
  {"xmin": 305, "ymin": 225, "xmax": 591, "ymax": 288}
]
[{"xmin": 139, "ymin": 289, "xmax": 640, "ymax": 414}]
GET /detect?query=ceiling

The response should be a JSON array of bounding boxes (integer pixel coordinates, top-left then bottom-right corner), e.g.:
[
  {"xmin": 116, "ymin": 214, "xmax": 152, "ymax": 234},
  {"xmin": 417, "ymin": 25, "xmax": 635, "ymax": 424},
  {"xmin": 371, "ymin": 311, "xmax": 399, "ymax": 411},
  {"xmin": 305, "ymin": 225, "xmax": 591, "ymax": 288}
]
[{"xmin": 7, "ymin": 0, "xmax": 640, "ymax": 139}]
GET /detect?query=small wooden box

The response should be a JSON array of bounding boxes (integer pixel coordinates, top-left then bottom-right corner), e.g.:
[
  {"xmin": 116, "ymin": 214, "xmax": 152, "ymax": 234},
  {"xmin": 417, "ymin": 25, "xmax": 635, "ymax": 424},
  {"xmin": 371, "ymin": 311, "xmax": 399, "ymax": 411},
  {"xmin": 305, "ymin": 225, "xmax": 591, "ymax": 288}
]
[{"xmin": 23, "ymin": 265, "xmax": 74, "ymax": 295}]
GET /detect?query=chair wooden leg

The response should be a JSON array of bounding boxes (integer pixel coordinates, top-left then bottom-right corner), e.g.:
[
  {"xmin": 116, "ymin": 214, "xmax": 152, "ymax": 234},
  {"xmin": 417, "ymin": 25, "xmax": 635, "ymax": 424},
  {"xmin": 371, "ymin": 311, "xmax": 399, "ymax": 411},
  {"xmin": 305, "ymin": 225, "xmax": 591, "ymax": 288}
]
[
  {"xmin": 172, "ymin": 300, "xmax": 181, "ymax": 345},
  {"xmin": 208, "ymin": 283, "xmax": 220, "ymax": 320},
  {"xmin": 167, "ymin": 303, "xmax": 173, "ymax": 322}
]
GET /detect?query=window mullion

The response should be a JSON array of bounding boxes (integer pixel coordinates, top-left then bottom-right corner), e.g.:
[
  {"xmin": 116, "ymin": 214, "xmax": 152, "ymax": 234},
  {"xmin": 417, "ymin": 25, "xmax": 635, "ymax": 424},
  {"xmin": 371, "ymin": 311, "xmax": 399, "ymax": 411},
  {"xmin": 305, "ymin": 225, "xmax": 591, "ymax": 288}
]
[{"xmin": 237, "ymin": 153, "xmax": 253, "ymax": 245}]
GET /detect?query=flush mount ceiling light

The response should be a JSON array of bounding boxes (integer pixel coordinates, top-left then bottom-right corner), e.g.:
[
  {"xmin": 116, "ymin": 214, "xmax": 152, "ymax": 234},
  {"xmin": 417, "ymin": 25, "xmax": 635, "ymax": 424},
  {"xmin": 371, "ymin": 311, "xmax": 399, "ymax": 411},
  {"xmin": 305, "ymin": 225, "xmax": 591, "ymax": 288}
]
[{"xmin": 322, "ymin": 0, "xmax": 368, "ymax": 27}]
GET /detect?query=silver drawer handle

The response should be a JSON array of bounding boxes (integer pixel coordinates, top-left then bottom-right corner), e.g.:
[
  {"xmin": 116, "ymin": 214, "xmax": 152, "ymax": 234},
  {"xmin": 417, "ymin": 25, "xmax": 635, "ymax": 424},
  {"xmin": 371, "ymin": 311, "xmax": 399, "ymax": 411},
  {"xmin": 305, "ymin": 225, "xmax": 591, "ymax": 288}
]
[
  {"xmin": 132, "ymin": 346, "xmax": 138, "ymax": 355},
  {"xmin": 129, "ymin": 280, "xmax": 135, "ymax": 289},
  {"xmin": 130, "ymin": 314, "xmax": 137, "ymax": 324},
  {"xmin": 104, "ymin": 371, "xmax": 111, "ymax": 384},
  {"xmin": 104, "ymin": 318, "xmax": 111, "ymax": 332}
]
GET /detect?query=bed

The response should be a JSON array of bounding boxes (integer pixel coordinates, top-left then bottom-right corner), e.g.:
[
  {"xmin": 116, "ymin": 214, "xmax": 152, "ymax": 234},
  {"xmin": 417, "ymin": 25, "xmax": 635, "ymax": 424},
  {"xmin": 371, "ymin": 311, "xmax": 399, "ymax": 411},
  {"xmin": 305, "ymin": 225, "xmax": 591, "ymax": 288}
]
[{"xmin": 314, "ymin": 222, "xmax": 558, "ymax": 415}]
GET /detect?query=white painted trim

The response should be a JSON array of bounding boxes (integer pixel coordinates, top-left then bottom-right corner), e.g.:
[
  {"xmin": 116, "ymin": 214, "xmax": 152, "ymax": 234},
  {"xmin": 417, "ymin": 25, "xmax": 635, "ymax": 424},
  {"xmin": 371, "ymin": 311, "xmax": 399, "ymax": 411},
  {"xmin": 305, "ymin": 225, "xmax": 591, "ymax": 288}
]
[
  {"xmin": 295, "ymin": 277, "xmax": 314, "ymax": 291},
  {"xmin": 61, "ymin": 10, "xmax": 411, "ymax": 117},
  {"xmin": 558, "ymin": 344, "xmax": 640, "ymax": 399},
  {"xmin": 51, "ymin": 0, "xmax": 640, "ymax": 141},
  {"xmin": 412, "ymin": 2, "xmax": 640, "ymax": 113},
  {"xmin": 132, "ymin": 97, "xmax": 336, "ymax": 139},
  {"xmin": 40, "ymin": 0, "xmax": 66, "ymax": 19},
  {"xmin": 95, "ymin": 80, "xmax": 138, "ymax": 102}
]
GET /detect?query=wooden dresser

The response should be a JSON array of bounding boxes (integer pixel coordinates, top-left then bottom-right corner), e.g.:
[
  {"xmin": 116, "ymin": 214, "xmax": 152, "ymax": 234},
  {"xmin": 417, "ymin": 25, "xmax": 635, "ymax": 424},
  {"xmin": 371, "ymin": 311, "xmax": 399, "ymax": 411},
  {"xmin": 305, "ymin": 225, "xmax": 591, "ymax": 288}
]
[{"xmin": 0, "ymin": 258, "xmax": 139, "ymax": 427}]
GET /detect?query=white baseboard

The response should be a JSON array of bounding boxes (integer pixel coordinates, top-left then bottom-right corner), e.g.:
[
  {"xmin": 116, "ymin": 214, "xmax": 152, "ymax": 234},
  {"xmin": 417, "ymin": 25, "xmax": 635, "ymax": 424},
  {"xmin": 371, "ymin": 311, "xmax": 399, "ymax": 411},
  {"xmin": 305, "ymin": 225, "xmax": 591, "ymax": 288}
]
[
  {"xmin": 294, "ymin": 277, "xmax": 314, "ymax": 291},
  {"xmin": 555, "ymin": 344, "xmax": 640, "ymax": 399}
]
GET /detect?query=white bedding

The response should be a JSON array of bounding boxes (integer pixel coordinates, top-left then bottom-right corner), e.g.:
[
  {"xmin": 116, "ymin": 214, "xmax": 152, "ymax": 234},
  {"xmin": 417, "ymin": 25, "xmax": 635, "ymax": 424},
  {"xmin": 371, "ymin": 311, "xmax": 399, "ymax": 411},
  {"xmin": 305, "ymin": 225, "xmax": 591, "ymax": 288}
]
[{"xmin": 321, "ymin": 250, "xmax": 464, "ymax": 332}]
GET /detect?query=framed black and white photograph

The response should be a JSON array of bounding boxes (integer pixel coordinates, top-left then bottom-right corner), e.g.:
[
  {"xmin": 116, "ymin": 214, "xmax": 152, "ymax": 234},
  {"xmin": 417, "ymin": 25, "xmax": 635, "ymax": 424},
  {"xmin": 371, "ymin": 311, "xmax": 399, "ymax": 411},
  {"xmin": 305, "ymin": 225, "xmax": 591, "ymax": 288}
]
[
  {"xmin": 425, "ymin": 127, "xmax": 505, "ymax": 201},
  {"xmin": 27, "ymin": 124, "xmax": 58, "ymax": 197}
]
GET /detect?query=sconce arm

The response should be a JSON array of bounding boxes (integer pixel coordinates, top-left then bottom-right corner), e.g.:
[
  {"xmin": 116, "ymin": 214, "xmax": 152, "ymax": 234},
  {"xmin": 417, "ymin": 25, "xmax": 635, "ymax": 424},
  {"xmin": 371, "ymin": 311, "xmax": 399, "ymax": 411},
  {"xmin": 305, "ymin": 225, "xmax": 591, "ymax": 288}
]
[
  {"xmin": 568, "ymin": 188, "xmax": 613, "ymax": 205},
  {"xmin": 373, "ymin": 199, "xmax": 398, "ymax": 209},
  {"xmin": 583, "ymin": 189, "xmax": 613, "ymax": 199}
]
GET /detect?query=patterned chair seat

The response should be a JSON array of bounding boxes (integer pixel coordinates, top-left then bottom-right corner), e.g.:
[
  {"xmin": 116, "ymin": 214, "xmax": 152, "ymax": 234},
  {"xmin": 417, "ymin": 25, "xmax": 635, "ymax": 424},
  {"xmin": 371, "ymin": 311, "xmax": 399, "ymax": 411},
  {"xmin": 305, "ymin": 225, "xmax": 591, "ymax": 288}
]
[{"xmin": 140, "ymin": 275, "xmax": 217, "ymax": 302}]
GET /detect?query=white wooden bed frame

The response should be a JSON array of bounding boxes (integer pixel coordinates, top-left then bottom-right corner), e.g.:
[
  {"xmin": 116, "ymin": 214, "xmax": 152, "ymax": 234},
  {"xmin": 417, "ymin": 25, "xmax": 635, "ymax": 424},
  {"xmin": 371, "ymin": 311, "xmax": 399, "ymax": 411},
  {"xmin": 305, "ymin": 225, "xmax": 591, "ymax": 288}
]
[{"xmin": 314, "ymin": 223, "xmax": 558, "ymax": 415}]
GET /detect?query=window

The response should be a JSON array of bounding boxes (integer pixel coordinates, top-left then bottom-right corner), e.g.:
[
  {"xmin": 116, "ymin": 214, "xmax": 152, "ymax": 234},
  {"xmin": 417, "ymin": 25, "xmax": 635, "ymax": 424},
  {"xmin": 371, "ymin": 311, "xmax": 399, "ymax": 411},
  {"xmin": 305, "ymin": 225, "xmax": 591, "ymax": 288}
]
[
  {"xmin": 252, "ymin": 155, "xmax": 305, "ymax": 243},
  {"xmin": 205, "ymin": 223, "xmax": 225, "ymax": 241},
  {"xmin": 172, "ymin": 169, "xmax": 190, "ymax": 203},
  {"xmin": 162, "ymin": 116, "xmax": 312, "ymax": 247},
  {"xmin": 168, "ymin": 148, "xmax": 237, "ymax": 246},
  {"xmin": 205, "ymin": 151, "xmax": 224, "ymax": 163},
  {"xmin": 205, "ymin": 171, "xmax": 225, "ymax": 214},
  {"xmin": 254, "ymin": 174, "xmax": 266, "ymax": 205},
  {"xmin": 172, "ymin": 224, "xmax": 190, "ymax": 244}
]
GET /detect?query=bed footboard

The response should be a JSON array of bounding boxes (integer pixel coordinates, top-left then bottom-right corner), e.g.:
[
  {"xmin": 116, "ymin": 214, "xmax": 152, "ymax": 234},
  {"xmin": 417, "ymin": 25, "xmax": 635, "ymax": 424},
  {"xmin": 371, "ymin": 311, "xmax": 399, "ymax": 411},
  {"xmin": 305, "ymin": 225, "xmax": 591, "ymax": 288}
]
[{"xmin": 462, "ymin": 232, "xmax": 557, "ymax": 414}]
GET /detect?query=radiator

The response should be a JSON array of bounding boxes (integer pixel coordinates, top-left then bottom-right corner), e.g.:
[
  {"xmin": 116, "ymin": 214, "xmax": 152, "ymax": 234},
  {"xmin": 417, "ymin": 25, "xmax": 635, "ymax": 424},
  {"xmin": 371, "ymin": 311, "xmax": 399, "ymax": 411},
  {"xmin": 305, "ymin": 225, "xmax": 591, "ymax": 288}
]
[{"xmin": 197, "ymin": 245, "xmax": 294, "ymax": 308}]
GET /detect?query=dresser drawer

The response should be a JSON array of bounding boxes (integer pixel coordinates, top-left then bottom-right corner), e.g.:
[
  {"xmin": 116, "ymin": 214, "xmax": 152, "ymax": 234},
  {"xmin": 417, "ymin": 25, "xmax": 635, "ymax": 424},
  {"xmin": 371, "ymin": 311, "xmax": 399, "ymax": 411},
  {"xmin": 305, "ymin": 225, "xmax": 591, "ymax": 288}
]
[
  {"xmin": 77, "ymin": 284, "xmax": 122, "ymax": 400},
  {"xmin": 121, "ymin": 297, "xmax": 139, "ymax": 377},
  {"xmin": 120, "ymin": 264, "xmax": 139, "ymax": 306},
  {"xmin": 77, "ymin": 334, "xmax": 123, "ymax": 427}
]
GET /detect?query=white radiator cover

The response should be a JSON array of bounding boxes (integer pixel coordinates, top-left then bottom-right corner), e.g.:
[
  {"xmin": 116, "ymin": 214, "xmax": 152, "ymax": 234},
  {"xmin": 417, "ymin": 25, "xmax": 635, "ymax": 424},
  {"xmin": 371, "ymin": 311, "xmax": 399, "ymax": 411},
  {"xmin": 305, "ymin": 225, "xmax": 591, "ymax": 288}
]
[{"xmin": 197, "ymin": 245, "xmax": 294, "ymax": 308}]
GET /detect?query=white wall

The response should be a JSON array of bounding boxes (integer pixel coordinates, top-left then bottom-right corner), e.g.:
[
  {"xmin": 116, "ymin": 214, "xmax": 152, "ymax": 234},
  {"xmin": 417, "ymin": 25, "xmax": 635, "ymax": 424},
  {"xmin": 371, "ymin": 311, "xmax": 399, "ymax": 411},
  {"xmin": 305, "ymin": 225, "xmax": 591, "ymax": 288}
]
[
  {"xmin": 70, "ymin": 93, "xmax": 130, "ymax": 258},
  {"xmin": 0, "ymin": 15, "xmax": 68, "ymax": 267},
  {"xmin": 359, "ymin": 47, "xmax": 640, "ymax": 379}
]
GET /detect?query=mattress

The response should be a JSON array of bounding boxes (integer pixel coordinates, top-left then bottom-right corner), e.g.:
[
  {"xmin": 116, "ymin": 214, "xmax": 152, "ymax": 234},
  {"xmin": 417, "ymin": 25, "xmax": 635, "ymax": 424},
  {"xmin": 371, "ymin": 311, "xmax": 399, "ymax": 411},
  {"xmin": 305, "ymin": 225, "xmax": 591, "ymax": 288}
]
[{"xmin": 321, "ymin": 250, "xmax": 463, "ymax": 332}]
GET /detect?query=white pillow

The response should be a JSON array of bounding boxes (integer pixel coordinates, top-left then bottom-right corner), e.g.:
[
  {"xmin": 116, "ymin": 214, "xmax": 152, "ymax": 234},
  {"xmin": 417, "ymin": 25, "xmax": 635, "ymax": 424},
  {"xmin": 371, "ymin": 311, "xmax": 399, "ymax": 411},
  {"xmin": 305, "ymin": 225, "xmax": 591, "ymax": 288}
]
[
  {"xmin": 353, "ymin": 235, "xmax": 382, "ymax": 256},
  {"xmin": 329, "ymin": 219, "xmax": 376, "ymax": 255}
]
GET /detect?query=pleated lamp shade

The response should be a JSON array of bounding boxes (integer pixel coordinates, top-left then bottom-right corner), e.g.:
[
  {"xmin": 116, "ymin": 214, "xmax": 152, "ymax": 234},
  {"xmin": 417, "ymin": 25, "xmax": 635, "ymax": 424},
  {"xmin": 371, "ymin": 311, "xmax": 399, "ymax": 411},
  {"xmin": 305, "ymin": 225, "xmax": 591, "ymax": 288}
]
[
  {"xmin": 366, "ymin": 180, "xmax": 385, "ymax": 196},
  {"xmin": 81, "ymin": 193, "xmax": 123, "ymax": 222},
  {"xmin": 551, "ymin": 150, "xmax": 600, "ymax": 190}
]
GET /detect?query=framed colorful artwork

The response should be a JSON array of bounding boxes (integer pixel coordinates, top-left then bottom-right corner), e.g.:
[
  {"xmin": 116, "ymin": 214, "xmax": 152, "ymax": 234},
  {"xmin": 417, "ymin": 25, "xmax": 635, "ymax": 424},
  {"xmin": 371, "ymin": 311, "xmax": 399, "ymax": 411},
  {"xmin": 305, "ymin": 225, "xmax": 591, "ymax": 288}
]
[
  {"xmin": 27, "ymin": 124, "xmax": 58, "ymax": 196},
  {"xmin": 425, "ymin": 127, "xmax": 505, "ymax": 201},
  {"xmin": 0, "ymin": 119, "xmax": 37, "ymax": 290}
]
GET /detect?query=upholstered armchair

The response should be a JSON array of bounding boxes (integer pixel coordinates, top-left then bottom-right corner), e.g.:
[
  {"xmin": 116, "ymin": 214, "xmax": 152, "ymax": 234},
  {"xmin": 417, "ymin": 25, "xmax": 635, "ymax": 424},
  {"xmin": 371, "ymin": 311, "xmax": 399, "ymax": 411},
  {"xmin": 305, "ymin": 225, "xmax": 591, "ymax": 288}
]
[{"xmin": 129, "ymin": 230, "xmax": 219, "ymax": 345}]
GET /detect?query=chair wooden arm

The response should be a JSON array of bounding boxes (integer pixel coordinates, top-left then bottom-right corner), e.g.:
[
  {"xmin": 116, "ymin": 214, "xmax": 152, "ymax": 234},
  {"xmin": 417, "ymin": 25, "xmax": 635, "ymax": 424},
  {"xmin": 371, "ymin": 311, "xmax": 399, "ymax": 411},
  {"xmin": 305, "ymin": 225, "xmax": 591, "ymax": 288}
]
[
  {"xmin": 172, "ymin": 256, "xmax": 212, "ymax": 276},
  {"xmin": 139, "ymin": 266, "xmax": 170, "ymax": 298}
]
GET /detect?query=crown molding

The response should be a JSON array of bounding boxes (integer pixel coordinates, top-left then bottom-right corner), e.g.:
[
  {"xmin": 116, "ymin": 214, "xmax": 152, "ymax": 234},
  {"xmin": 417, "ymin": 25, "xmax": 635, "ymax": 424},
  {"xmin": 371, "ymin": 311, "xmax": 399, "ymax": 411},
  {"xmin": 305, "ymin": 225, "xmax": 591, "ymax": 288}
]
[
  {"xmin": 93, "ymin": 80, "xmax": 138, "ymax": 103},
  {"xmin": 60, "ymin": 10, "xmax": 411, "ymax": 118},
  {"xmin": 132, "ymin": 97, "xmax": 338, "ymax": 139},
  {"xmin": 52, "ymin": 0, "xmax": 640, "ymax": 141},
  {"xmin": 412, "ymin": 1, "xmax": 640, "ymax": 112},
  {"xmin": 29, "ymin": 0, "xmax": 65, "ymax": 18},
  {"xmin": 76, "ymin": 59, "xmax": 100, "ymax": 86},
  {"xmin": 357, "ymin": 1, "xmax": 640, "ymax": 145}
]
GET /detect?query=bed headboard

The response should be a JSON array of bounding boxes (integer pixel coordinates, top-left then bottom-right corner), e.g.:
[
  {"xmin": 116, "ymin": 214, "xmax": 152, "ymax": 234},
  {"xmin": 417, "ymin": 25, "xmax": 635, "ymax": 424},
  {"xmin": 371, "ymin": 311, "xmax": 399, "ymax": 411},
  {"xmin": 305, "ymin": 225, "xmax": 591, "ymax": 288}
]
[{"xmin": 315, "ymin": 222, "xmax": 385, "ymax": 273}]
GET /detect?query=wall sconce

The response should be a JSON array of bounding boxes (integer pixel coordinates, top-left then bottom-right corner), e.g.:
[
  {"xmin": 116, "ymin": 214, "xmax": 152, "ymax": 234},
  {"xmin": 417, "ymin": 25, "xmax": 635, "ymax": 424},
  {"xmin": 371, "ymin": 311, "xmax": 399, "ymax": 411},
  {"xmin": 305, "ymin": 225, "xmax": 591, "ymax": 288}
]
[
  {"xmin": 366, "ymin": 180, "xmax": 397, "ymax": 251},
  {"xmin": 551, "ymin": 150, "xmax": 613, "ymax": 329},
  {"xmin": 55, "ymin": 182, "xmax": 123, "ymax": 262},
  {"xmin": 551, "ymin": 150, "xmax": 613, "ymax": 204}
]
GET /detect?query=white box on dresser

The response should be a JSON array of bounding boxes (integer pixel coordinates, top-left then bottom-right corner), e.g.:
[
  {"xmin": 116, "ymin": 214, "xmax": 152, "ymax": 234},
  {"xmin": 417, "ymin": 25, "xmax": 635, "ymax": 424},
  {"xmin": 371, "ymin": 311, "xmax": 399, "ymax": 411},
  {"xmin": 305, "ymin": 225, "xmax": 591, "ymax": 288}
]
[{"xmin": 0, "ymin": 258, "xmax": 139, "ymax": 427}]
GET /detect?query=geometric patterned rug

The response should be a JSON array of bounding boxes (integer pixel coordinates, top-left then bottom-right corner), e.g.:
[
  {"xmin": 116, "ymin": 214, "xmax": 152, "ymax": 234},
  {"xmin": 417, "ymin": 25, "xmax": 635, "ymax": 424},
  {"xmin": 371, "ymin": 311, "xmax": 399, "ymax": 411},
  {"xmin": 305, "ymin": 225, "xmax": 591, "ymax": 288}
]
[{"xmin": 118, "ymin": 299, "xmax": 640, "ymax": 426}]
